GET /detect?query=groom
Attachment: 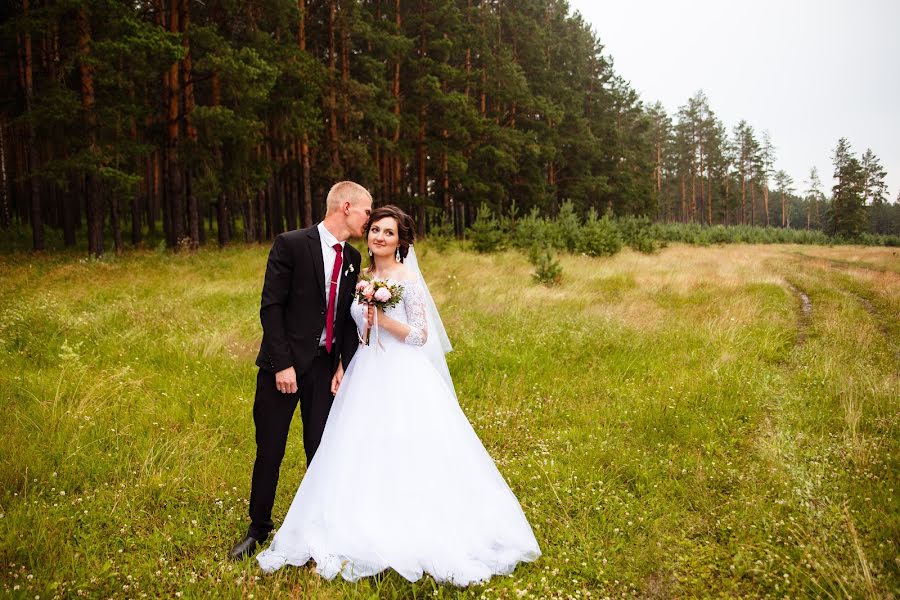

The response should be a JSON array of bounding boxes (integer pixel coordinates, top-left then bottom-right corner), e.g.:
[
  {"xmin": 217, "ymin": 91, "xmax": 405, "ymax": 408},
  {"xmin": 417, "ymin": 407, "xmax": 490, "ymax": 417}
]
[{"xmin": 229, "ymin": 181, "xmax": 372, "ymax": 560}]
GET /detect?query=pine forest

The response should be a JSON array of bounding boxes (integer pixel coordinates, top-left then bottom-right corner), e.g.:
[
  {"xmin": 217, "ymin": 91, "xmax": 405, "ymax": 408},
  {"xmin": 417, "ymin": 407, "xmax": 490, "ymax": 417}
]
[{"xmin": 1, "ymin": 0, "xmax": 897, "ymax": 254}]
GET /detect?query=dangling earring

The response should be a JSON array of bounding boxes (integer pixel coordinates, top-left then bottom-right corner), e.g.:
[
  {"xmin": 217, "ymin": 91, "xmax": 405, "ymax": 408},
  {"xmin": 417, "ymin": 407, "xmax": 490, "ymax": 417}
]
[
  {"xmin": 395, "ymin": 247, "xmax": 401, "ymax": 263},
  {"xmin": 367, "ymin": 247, "xmax": 373, "ymax": 258}
]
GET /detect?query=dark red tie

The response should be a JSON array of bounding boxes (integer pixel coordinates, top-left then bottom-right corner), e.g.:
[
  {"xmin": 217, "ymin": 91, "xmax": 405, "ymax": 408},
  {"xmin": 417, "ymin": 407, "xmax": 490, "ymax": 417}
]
[{"xmin": 325, "ymin": 243, "xmax": 343, "ymax": 353}]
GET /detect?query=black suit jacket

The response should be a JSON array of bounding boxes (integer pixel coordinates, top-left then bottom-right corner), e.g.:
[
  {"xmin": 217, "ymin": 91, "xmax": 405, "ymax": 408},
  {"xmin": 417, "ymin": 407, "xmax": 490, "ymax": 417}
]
[{"xmin": 255, "ymin": 226, "xmax": 362, "ymax": 376}]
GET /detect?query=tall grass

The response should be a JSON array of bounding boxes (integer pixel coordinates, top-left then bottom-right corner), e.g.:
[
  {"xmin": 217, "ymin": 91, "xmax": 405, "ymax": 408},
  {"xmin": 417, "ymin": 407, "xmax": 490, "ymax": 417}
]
[{"xmin": 1, "ymin": 243, "xmax": 897, "ymax": 598}]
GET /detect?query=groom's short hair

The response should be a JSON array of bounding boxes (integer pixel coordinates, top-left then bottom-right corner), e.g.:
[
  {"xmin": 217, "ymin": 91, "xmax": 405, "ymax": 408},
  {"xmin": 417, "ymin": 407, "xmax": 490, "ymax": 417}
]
[{"xmin": 325, "ymin": 181, "xmax": 372, "ymax": 215}]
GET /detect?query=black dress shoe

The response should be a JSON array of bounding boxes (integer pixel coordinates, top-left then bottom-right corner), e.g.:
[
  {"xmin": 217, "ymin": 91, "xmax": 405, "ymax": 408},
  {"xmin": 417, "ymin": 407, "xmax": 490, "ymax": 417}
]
[{"xmin": 228, "ymin": 535, "xmax": 260, "ymax": 561}]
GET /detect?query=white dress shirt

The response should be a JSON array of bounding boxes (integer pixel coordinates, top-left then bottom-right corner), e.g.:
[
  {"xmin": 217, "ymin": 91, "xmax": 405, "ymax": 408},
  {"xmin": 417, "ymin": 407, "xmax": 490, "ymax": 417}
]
[{"xmin": 317, "ymin": 222, "xmax": 345, "ymax": 346}]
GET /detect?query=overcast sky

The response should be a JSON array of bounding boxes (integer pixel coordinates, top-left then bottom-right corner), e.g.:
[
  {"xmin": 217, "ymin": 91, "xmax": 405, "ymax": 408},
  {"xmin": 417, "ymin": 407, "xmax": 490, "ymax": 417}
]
[{"xmin": 567, "ymin": 0, "xmax": 899, "ymax": 200}]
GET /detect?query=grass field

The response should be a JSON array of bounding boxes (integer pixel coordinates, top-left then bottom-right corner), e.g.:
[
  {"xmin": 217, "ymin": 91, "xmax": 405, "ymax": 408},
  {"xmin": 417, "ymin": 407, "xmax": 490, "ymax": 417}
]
[{"xmin": 1, "ymin": 242, "xmax": 897, "ymax": 599}]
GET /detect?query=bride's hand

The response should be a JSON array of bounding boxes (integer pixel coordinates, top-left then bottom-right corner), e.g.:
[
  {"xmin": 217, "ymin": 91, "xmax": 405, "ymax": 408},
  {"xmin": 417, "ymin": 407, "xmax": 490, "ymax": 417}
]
[{"xmin": 366, "ymin": 304, "xmax": 376, "ymax": 328}]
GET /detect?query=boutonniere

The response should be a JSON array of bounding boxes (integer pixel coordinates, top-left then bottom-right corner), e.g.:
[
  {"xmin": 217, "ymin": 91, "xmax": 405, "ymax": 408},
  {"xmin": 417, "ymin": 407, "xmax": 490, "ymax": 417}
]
[{"xmin": 344, "ymin": 263, "xmax": 355, "ymax": 277}]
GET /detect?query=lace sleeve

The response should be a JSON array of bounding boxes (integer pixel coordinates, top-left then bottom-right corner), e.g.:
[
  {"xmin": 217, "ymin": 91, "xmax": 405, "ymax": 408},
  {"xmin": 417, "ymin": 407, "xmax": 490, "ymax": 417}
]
[
  {"xmin": 403, "ymin": 281, "xmax": 428, "ymax": 346},
  {"xmin": 350, "ymin": 299, "xmax": 367, "ymax": 340}
]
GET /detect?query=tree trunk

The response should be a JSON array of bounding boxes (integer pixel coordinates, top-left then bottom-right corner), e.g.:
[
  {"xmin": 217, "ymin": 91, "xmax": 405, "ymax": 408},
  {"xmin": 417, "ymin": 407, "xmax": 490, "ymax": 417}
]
[
  {"xmin": 441, "ymin": 132, "xmax": 450, "ymax": 221},
  {"xmin": 480, "ymin": 68, "xmax": 487, "ymax": 117},
  {"xmin": 129, "ymin": 112, "xmax": 142, "ymax": 246},
  {"xmin": 374, "ymin": 133, "xmax": 384, "ymax": 203},
  {"xmin": 697, "ymin": 143, "xmax": 705, "ymax": 224},
  {"xmin": 296, "ymin": 8, "xmax": 313, "ymax": 227},
  {"xmin": 0, "ymin": 119, "xmax": 9, "ymax": 229},
  {"xmin": 380, "ymin": 147, "xmax": 390, "ymax": 204},
  {"xmin": 131, "ymin": 189, "xmax": 142, "ymax": 246},
  {"xmin": 166, "ymin": 0, "xmax": 184, "ymax": 248},
  {"xmin": 217, "ymin": 191, "xmax": 230, "ymax": 246},
  {"xmin": 655, "ymin": 137, "xmax": 661, "ymax": 213},
  {"xmin": 77, "ymin": 4, "xmax": 102, "ymax": 256},
  {"xmin": 297, "ymin": 0, "xmax": 307, "ymax": 49},
  {"xmin": 20, "ymin": 0, "xmax": 43, "ymax": 251},
  {"xmin": 416, "ymin": 115, "xmax": 426, "ymax": 238},
  {"xmin": 690, "ymin": 160, "xmax": 696, "ymax": 223},
  {"xmin": 11, "ymin": 135, "xmax": 22, "ymax": 225},
  {"xmin": 285, "ymin": 141, "xmax": 297, "ymax": 231},
  {"xmin": 750, "ymin": 182, "xmax": 756, "ymax": 226},
  {"xmin": 85, "ymin": 180, "xmax": 103, "ymax": 256},
  {"xmin": 464, "ymin": 46, "xmax": 471, "ymax": 99},
  {"xmin": 148, "ymin": 150, "xmax": 159, "ymax": 235},
  {"xmin": 301, "ymin": 136, "xmax": 312, "ymax": 226},
  {"xmin": 391, "ymin": 0, "xmax": 401, "ymax": 202},
  {"xmin": 110, "ymin": 194, "xmax": 123, "ymax": 254},
  {"xmin": 724, "ymin": 176, "xmax": 730, "ymax": 226},
  {"xmin": 185, "ymin": 169, "xmax": 198, "ymax": 246},
  {"xmin": 62, "ymin": 172, "xmax": 76, "ymax": 247},
  {"xmin": 210, "ymin": 70, "xmax": 229, "ymax": 245},
  {"xmin": 416, "ymin": 5, "xmax": 427, "ymax": 233},
  {"xmin": 340, "ymin": 4, "xmax": 350, "ymax": 133},
  {"xmin": 240, "ymin": 192, "xmax": 252, "ymax": 243},
  {"xmin": 740, "ymin": 169, "xmax": 746, "ymax": 226},
  {"xmin": 265, "ymin": 186, "xmax": 275, "ymax": 239},
  {"xmin": 181, "ymin": 0, "xmax": 199, "ymax": 247},
  {"xmin": 256, "ymin": 167, "xmax": 266, "ymax": 240},
  {"xmin": 161, "ymin": 151, "xmax": 172, "ymax": 243},
  {"xmin": 327, "ymin": 0, "xmax": 340, "ymax": 178},
  {"xmin": 781, "ymin": 189, "xmax": 787, "ymax": 228},
  {"xmin": 268, "ymin": 129, "xmax": 284, "ymax": 236}
]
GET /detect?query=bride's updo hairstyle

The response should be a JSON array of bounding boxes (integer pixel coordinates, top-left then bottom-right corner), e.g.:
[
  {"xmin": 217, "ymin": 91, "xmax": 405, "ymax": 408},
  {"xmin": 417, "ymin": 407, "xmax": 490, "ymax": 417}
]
[{"xmin": 366, "ymin": 205, "xmax": 417, "ymax": 263}]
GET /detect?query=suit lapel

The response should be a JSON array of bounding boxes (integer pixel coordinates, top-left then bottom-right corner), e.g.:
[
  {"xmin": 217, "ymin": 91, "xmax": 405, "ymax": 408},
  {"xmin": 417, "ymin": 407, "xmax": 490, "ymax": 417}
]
[
  {"xmin": 305, "ymin": 227, "xmax": 326, "ymax": 304},
  {"xmin": 340, "ymin": 245, "xmax": 353, "ymax": 284},
  {"xmin": 336, "ymin": 245, "xmax": 355, "ymax": 316}
]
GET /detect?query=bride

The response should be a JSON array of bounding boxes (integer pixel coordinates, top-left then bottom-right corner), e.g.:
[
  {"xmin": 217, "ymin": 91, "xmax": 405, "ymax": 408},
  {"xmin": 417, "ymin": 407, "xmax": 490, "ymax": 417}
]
[{"xmin": 256, "ymin": 205, "xmax": 541, "ymax": 585}]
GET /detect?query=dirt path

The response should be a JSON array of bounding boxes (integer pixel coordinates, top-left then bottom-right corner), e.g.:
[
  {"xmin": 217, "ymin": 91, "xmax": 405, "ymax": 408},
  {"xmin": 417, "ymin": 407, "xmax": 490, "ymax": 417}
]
[{"xmin": 784, "ymin": 281, "xmax": 812, "ymax": 346}]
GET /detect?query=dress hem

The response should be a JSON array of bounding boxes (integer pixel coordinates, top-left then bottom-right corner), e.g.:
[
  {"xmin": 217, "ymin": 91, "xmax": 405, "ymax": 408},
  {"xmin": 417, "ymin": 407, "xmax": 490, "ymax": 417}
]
[{"xmin": 256, "ymin": 547, "xmax": 541, "ymax": 587}]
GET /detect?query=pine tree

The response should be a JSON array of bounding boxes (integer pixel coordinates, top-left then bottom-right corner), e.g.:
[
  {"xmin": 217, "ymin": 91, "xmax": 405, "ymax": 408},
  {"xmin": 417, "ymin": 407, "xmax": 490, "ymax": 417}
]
[
  {"xmin": 828, "ymin": 139, "xmax": 866, "ymax": 238},
  {"xmin": 804, "ymin": 166, "xmax": 824, "ymax": 229},
  {"xmin": 647, "ymin": 102, "xmax": 671, "ymax": 220},
  {"xmin": 759, "ymin": 131, "xmax": 776, "ymax": 226},
  {"xmin": 731, "ymin": 121, "xmax": 759, "ymax": 225},
  {"xmin": 861, "ymin": 149, "xmax": 889, "ymax": 233},
  {"xmin": 773, "ymin": 169, "xmax": 793, "ymax": 228}
]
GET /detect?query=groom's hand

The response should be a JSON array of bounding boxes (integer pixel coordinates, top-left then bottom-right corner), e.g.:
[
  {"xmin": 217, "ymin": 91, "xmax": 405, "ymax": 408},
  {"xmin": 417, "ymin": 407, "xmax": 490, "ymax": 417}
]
[
  {"xmin": 330, "ymin": 363, "xmax": 344, "ymax": 395},
  {"xmin": 275, "ymin": 366, "xmax": 298, "ymax": 394}
]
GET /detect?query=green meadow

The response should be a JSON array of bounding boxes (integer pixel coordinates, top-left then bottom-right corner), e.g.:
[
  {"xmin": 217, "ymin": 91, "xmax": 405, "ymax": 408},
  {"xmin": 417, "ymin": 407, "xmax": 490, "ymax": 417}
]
[{"xmin": 1, "ymin": 243, "xmax": 897, "ymax": 599}]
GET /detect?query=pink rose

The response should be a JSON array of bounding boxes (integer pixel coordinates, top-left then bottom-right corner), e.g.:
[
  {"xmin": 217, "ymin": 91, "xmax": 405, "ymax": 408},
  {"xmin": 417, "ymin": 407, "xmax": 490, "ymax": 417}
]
[
  {"xmin": 363, "ymin": 283, "xmax": 375, "ymax": 300},
  {"xmin": 355, "ymin": 281, "xmax": 368, "ymax": 292},
  {"xmin": 373, "ymin": 287, "xmax": 391, "ymax": 303}
]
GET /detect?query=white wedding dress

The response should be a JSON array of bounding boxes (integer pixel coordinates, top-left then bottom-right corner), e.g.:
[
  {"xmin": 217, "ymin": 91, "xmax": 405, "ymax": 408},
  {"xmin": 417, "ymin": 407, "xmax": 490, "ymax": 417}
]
[{"xmin": 256, "ymin": 271, "xmax": 541, "ymax": 586}]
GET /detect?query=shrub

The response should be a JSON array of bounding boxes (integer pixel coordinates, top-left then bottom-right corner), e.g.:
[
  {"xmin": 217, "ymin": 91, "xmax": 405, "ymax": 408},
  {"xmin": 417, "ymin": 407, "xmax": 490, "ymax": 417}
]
[
  {"xmin": 500, "ymin": 199, "xmax": 520, "ymax": 238},
  {"xmin": 617, "ymin": 215, "xmax": 658, "ymax": 253},
  {"xmin": 857, "ymin": 232, "xmax": 900, "ymax": 247},
  {"xmin": 577, "ymin": 209, "xmax": 622, "ymax": 257},
  {"xmin": 427, "ymin": 213, "xmax": 455, "ymax": 252},
  {"xmin": 704, "ymin": 225, "xmax": 731, "ymax": 245},
  {"xmin": 556, "ymin": 200, "xmax": 581, "ymax": 252},
  {"xmin": 512, "ymin": 208, "xmax": 556, "ymax": 250},
  {"xmin": 467, "ymin": 202, "xmax": 505, "ymax": 253},
  {"xmin": 529, "ymin": 245, "xmax": 563, "ymax": 286}
]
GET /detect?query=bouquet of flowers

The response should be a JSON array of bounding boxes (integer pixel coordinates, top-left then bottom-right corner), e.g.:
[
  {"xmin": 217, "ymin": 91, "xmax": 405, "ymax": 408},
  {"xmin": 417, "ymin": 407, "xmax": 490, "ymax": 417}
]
[{"xmin": 354, "ymin": 276, "xmax": 404, "ymax": 345}]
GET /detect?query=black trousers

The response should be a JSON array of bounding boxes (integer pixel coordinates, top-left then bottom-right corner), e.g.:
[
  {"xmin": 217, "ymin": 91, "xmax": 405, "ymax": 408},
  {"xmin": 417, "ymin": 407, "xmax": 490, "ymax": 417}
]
[{"xmin": 247, "ymin": 350, "xmax": 334, "ymax": 541}]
